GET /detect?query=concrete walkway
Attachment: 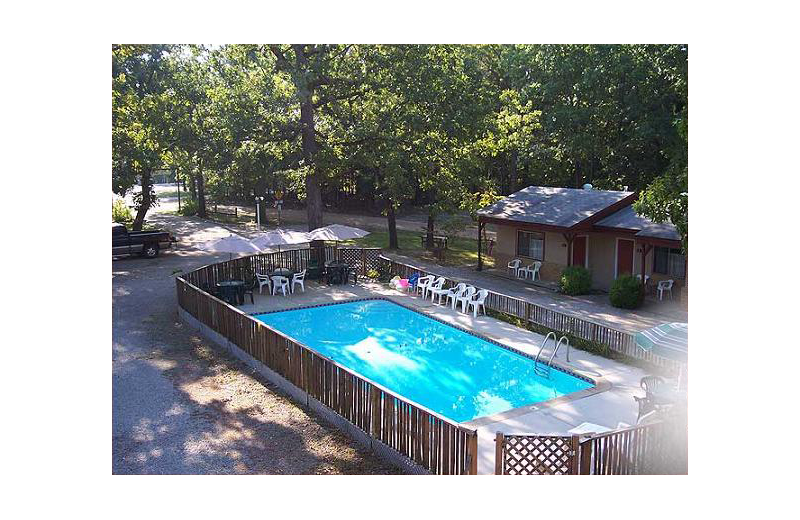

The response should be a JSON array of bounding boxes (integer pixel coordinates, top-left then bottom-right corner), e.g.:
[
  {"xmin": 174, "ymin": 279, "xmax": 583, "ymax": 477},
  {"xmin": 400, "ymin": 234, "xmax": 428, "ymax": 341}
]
[
  {"xmin": 233, "ymin": 280, "xmax": 654, "ymax": 475},
  {"xmin": 382, "ymin": 252, "xmax": 688, "ymax": 333}
]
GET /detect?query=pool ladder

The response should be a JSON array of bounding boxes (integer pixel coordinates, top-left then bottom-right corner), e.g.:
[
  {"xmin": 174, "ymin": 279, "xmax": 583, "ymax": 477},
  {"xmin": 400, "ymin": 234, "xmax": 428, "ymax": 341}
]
[{"xmin": 534, "ymin": 332, "xmax": 571, "ymax": 374}]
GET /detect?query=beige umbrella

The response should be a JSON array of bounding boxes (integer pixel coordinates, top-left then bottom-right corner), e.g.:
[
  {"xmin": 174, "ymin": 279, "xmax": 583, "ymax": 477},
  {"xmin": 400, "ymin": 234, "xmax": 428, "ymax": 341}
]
[
  {"xmin": 252, "ymin": 229, "xmax": 312, "ymax": 251},
  {"xmin": 199, "ymin": 233, "xmax": 261, "ymax": 260},
  {"xmin": 308, "ymin": 224, "xmax": 371, "ymax": 241}
]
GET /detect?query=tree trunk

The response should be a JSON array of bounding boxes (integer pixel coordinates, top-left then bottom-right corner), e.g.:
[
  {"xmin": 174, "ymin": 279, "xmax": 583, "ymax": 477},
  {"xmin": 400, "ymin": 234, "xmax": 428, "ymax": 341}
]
[
  {"xmin": 425, "ymin": 213, "xmax": 435, "ymax": 250},
  {"xmin": 387, "ymin": 199, "xmax": 399, "ymax": 249},
  {"xmin": 196, "ymin": 158, "xmax": 207, "ymax": 218},
  {"xmin": 132, "ymin": 170, "xmax": 152, "ymax": 231},
  {"xmin": 188, "ymin": 170, "xmax": 197, "ymax": 201},
  {"xmin": 509, "ymin": 150, "xmax": 519, "ymax": 192},
  {"xmin": 573, "ymin": 160, "xmax": 583, "ymax": 188},
  {"xmin": 294, "ymin": 45, "xmax": 324, "ymax": 231}
]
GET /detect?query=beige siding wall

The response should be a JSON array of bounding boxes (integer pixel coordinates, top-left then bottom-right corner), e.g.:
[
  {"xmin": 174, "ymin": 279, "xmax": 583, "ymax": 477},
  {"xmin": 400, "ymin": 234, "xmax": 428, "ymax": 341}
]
[
  {"xmin": 491, "ymin": 225, "xmax": 569, "ymax": 283},
  {"xmin": 491, "ymin": 222, "xmax": 688, "ymax": 301}
]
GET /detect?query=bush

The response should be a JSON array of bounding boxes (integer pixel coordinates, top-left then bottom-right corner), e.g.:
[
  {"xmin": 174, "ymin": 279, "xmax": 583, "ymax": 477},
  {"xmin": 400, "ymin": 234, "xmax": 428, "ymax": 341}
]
[
  {"xmin": 112, "ymin": 198, "xmax": 133, "ymax": 224},
  {"xmin": 560, "ymin": 266, "xmax": 592, "ymax": 295},
  {"xmin": 366, "ymin": 269, "xmax": 379, "ymax": 279},
  {"xmin": 609, "ymin": 274, "xmax": 644, "ymax": 309},
  {"xmin": 178, "ymin": 199, "xmax": 198, "ymax": 216}
]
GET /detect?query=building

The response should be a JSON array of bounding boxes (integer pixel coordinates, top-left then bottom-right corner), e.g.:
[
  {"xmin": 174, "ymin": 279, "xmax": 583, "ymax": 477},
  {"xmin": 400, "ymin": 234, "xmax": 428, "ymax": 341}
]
[{"xmin": 477, "ymin": 186, "xmax": 686, "ymax": 302}]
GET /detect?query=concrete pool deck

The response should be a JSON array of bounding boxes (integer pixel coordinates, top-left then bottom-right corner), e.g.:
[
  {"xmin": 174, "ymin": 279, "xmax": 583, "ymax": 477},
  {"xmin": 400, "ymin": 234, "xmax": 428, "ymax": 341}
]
[{"xmin": 235, "ymin": 279, "xmax": 656, "ymax": 475}]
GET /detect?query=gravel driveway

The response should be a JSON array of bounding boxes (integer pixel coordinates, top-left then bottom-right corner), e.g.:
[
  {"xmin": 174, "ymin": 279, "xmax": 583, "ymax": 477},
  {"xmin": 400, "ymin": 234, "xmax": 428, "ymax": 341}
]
[{"xmin": 112, "ymin": 213, "xmax": 398, "ymax": 474}]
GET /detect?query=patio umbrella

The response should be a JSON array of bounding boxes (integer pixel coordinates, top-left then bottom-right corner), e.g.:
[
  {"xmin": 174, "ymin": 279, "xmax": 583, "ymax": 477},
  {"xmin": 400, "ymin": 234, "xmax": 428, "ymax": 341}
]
[
  {"xmin": 636, "ymin": 322, "xmax": 688, "ymax": 387},
  {"xmin": 307, "ymin": 224, "xmax": 371, "ymax": 242},
  {"xmin": 251, "ymin": 228, "xmax": 312, "ymax": 251},
  {"xmin": 199, "ymin": 233, "xmax": 261, "ymax": 260}
]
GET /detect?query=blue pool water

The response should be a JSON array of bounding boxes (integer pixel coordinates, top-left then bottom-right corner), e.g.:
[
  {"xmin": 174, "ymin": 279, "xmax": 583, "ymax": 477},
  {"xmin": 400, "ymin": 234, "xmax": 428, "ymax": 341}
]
[{"xmin": 253, "ymin": 299, "xmax": 592, "ymax": 423}]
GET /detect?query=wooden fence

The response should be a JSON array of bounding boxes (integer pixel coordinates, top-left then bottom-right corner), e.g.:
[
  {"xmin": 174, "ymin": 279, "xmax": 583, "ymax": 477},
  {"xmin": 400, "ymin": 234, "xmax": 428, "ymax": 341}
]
[
  {"xmin": 379, "ymin": 256, "xmax": 684, "ymax": 373},
  {"xmin": 176, "ymin": 257, "xmax": 478, "ymax": 475},
  {"xmin": 183, "ymin": 247, "xmax": 383, "ymax": 289},
  {"xmin": 496, "ymin": 418, "xmax": 687, "ymax": 475}
]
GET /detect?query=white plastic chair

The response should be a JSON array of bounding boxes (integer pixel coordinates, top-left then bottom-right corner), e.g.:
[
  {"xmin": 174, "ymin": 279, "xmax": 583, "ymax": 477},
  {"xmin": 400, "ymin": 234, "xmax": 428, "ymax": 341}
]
[
  {"xmin": 426, "ymin": 277, "xmax": 445, "ymax": 300},
  {"xmin": 416, "ymin": 275, "xmax": 434, "ymax": 297},
  {"xmin": 507, "ymin": 259, "xmax": 522, "ymax": 277},
  {"xmin": 657, "ymin": 279, "xmax": 674, "ymax": 300},
  {"xmin": 456, "ymin": 286, "xmax": 476, "ymax": 313},
  {"xmin": 519, "ymin": 261, "xmax": 541, "ymax": 280},
  {"xmin": 292, "ymin": 269, "xmax": 306, "ymax": 293},
  {"xmin": 272, "ymin": 276, "xmax": 290, "ymax": 296},
  {"xmin": 468, "ymin": 289, "xmax": 489, "ymax": 317},
  {"xmin": 430, "ymin": 281, "xmax": 461, "ymax": 305},
  {"xmin": 437, "ymin": 282, "xmax": 466, "ymax": 307},
  {"xmin": 256, "ymin": 273, "xmax": 272, "ymax": 294},
  {"xmin": 528, "ymin": 261, "xmax": 542, "ymax": 281}
]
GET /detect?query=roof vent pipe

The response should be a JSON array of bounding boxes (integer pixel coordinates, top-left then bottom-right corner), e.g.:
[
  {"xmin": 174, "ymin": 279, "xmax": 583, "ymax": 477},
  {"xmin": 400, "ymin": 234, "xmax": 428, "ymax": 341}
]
[{"xmin": 582, "ymin": 183, "xmax": 593, "ymax": 190}]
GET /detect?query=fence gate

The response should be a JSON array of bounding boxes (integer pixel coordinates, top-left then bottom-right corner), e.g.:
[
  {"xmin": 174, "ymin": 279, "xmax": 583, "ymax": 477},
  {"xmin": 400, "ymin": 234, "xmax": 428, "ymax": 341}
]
[{"xmin": 495, "ymin": 433, "xmax": 579, "ymax": 475}]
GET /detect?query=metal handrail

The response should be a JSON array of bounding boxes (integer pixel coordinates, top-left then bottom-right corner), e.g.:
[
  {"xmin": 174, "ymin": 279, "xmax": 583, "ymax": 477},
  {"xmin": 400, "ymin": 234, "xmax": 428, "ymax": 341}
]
[
  {"xmin": 548, "ymin": 336, "xmax": 571, "ymax": 366},
  {"xmin": 534, "ymin": 332, "xmax": 558, "ymax": 366}
]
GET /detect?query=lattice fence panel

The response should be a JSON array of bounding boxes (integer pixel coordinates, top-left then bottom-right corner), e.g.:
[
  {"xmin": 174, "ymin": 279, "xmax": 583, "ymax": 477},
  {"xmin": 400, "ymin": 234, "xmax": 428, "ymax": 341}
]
[{"xmin": 500, "ymin": 434, "xmax": 577, "ymax": 475}]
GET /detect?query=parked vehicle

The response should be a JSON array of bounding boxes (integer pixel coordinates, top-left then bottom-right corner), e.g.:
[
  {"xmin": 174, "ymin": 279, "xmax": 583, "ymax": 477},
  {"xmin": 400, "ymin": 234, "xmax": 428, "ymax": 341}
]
[{"xmin": 112, "ymin": 223, "xmax": 176, "ymax": 258}]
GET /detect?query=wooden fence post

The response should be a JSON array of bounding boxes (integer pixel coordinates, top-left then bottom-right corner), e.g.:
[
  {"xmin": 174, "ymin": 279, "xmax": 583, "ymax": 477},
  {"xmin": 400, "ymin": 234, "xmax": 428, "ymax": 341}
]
[
  {"xmin": 495, "ymin": 432, "xmax": 504, "ymax": 475},
  {"xmin": 579, "ymin": 436, "xmax": 593, "ymax": 475},
  {"xmin": 466, "ymin": 431, "xmax": 478, "ymax": 475},
  {"xmin": 570, "ymin": 434, "xmax": 580, "ymax": 474}
]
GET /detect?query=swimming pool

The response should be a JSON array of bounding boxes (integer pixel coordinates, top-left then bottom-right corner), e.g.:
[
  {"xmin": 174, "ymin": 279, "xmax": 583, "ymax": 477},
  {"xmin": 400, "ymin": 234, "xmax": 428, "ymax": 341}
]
[{"xmin": 253, "ymin": 299, "xmax": 593, "ymax": 423}]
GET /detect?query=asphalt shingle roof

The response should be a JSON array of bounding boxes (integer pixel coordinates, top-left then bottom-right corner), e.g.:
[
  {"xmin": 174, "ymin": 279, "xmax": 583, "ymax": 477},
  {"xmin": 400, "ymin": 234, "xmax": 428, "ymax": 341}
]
[
  {"xmin": 595, "ymin": 205, "xmax": 681, "ymax": 241},
  {"xmin": 477, "ymin": 186, "xmax": 634, "ymax": 228}
]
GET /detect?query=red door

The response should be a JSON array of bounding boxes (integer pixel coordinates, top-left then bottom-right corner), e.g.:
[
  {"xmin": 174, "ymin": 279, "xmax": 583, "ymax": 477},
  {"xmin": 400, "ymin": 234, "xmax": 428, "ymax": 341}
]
[
  {"xmin": 572, "ymin": 236, "xmax": 587, "ymax": 267},
  {"xmin": 616, "ymin": 239, "xmax": 634, "ymax": 277}
]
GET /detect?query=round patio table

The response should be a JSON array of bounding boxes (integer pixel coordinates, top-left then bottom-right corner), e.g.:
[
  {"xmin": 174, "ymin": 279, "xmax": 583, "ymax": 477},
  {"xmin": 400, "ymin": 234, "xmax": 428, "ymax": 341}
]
[
  {"xmin": 324, "ymin": 262, "xmax": 353, "ymax": 285},
  {"xmin": 216, "ymin": 280, "xmax": 245, "ymax": 304}
]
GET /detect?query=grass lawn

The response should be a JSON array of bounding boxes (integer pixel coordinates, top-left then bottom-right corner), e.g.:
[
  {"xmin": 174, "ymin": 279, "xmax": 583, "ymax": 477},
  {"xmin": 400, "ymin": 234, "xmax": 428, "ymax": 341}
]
[{"xmin": 342, "ymin": 229, "xmax": 495, "ymax": 268}]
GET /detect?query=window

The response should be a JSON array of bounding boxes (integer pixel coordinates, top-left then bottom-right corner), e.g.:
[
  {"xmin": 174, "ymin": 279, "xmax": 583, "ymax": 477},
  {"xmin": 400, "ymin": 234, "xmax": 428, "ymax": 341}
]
[
  {"xmin": 653, "ymin": 246, "xmax": 686, "ymax": 278},
  {"xmin": 517, "ymin": 230, "xmax": 544, "ymax": 260}
]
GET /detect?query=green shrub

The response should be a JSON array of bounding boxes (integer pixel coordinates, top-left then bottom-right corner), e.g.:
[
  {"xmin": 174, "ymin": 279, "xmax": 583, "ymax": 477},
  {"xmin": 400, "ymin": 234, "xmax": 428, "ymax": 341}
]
[
  {"xmin": 366, "ymin": 269, "xmax": 379, "ymax": 279},
  {"xmin": 560, "ymin": 266, "xmax": 592, "ymax": 295},
  {"xmin": 609, "ymin": 274, "xmax": 644, "ymax": 309},
  {"xmin": 178, "ymin": 199, "xmax": 198, "ymax": 216},
  {"xmin": 112, "ymin": 198, "xmax": 133, "ymax": 224}
]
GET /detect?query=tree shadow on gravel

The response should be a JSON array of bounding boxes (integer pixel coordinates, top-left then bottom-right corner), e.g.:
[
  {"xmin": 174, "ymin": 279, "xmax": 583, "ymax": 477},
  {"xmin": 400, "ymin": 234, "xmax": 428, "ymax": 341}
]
[{"xmin": 113, "ymin": 313, "xmax": 401, "ymax": 475}]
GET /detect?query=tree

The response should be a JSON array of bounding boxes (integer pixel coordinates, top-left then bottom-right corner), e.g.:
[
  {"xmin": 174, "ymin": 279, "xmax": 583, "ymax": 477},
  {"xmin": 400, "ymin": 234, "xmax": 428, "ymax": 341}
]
[
  {"xmin": 266, "ymin": 44, "xmax": 367, "ymax": 230},
  {"xmin": 112, "ymin": 44, "xmax": 178, "ymax": 230}
]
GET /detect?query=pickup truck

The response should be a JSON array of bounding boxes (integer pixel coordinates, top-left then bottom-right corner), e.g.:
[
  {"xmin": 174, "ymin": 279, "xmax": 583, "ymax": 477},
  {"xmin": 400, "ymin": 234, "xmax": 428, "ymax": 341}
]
[{"xmin": 112, "ymin": 223, "xmax": 177, "ymax": 258}]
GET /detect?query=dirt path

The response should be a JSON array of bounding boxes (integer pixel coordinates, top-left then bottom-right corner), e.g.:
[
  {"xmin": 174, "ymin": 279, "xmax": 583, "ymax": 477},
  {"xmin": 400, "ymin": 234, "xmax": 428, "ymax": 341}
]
[
  {"xmin": 132, "ymin": 184, "xmax": 490, "ymax": 239},
  {"xmin": 112, "ymin": 213, "xmax": 398, "ymax": 474}
]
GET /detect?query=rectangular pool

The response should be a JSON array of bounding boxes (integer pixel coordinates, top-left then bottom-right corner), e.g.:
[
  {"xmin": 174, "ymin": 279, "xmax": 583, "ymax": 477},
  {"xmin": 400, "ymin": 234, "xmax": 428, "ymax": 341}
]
[{"xmin": 253, "ymin": 299, "xmax": 593, "ymax": 423}]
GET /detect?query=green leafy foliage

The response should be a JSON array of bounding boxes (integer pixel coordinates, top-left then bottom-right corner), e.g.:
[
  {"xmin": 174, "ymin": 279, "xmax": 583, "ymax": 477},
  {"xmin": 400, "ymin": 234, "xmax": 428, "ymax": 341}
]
[
  {"xmin": 112, "ymin": 44, "xmax": 687, "ymax": 242},
  {"xmin": 178, "ymin": 199, "xmax": 198, "ymax": 216},
  {"xmin": 559, "ymin": 266, "xmax": 592, "ymax": 295},
  {"xmin": 609, "ymin": 275, "xmax": 644, "ymax": 309},
  {"xmin": 112, "ymin": 198, "xmax": 133, "ymax": 224}
]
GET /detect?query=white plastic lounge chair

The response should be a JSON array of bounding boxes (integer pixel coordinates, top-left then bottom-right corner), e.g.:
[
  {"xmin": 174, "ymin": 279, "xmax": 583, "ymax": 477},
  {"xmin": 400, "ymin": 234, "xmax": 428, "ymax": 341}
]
[
  {"xmin": 292, "ymin": 269, "xmax": 306, "ymax": 293},
  {"xmin": 468, "ymin": 289, "xmax": 489, "ymax": 317},
  {"xmin": 456, "ymin": 286, "xmax": 476, "ymax": 313},
  {"xmin": 272, "ymin": 276, "xmax": 290, "ymax": 296},
  {"xmin": 430, "ymin": 281, "xmax": 462, "ymax": 305},
  {"xmin": 507, "ymin": 259, "xmax": 522, "ymax": 277},
  {"xmin": 657, "ymin": 279, "xmax": 674, "ymax": 300},
  {"xmin": 416, "ymin": 275, "xmax": 434, "ymax": 297},
  {"xmin": 446, "ymin": 283, "xmax": 469, "ymax": 309},
  {"xmin": 256, "ymin": 273, "xmax": 272, "ymax": 294},
  {"xmin": 426, "ymin": 277, "xmax": 445, "ymax": 300}
]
